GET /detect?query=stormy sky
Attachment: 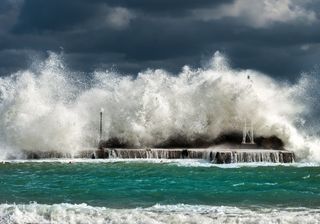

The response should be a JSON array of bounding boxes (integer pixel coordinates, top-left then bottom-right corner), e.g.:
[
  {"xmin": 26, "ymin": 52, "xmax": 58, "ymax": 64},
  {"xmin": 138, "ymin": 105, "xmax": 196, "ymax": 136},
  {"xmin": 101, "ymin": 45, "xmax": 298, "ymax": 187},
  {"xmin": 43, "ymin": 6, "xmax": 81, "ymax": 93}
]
[{"xmin": 0, "ymin": 0, "xmax": 319, "ymax": 80}]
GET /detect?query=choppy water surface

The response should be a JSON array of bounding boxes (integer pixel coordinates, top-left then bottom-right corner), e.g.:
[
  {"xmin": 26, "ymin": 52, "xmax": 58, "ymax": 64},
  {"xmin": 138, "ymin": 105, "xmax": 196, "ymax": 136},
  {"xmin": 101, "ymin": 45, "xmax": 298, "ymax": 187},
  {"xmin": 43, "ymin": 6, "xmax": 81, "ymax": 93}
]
[{"xmin": 0, "ymin": 160, "xmax": 319, "ymax": 223}]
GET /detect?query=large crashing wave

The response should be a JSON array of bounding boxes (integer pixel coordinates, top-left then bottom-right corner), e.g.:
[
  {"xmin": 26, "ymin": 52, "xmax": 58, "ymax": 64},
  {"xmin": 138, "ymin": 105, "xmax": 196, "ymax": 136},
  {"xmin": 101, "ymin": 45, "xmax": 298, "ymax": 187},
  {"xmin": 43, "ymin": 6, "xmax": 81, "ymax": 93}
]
[{"xmin": 0, "ymin": 51, "xmax": 319, "ymax": 161}]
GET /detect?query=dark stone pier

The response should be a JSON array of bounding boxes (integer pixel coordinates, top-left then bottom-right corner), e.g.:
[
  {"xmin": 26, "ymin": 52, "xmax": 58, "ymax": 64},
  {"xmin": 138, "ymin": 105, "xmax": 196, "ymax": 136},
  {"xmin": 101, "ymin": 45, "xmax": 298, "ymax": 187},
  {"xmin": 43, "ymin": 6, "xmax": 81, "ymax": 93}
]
[
  {"xmin": 20, "ymin": 148, "xmax": 295, "ymax": 163},
  {"xmin": 94, "ymin": 148, "xmax": 295, "ymax": 163}
]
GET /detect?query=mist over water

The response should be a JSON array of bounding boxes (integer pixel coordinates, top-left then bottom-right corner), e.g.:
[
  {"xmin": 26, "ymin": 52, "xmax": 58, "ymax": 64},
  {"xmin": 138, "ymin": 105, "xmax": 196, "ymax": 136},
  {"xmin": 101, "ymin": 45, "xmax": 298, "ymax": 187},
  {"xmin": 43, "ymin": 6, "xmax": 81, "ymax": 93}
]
[{"xmin": 0, "ymin": 51, "xmax": 319, "ymax": 161}]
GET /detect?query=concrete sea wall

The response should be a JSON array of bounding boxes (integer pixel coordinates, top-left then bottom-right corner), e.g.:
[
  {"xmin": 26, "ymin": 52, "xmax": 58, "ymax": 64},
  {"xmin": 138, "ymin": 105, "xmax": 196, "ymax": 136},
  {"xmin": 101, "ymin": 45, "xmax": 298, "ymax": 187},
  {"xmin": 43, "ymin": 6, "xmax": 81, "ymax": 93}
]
[
  {"xmin": 21, "ymin": 148, "xmax": 295, "ymax": 163},
  {"xmin": 95, "ymin": 148, "xmax": 295, "ymax": 163}
]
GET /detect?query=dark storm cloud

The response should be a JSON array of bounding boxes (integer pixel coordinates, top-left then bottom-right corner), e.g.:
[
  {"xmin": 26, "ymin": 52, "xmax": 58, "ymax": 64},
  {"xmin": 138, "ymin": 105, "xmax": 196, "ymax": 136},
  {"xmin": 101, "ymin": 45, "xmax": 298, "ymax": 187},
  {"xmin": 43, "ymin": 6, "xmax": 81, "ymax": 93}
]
[
  {"xmin": 103, "ymin": 0, "xmax": 232, "ymax": 16},
  {"xmin": 0, "ymin": 0, "xmax": 319, "ymax": 79},
  {"xmin": 12, "ymin": 0, "xmax": 98, "ymax": 33}
]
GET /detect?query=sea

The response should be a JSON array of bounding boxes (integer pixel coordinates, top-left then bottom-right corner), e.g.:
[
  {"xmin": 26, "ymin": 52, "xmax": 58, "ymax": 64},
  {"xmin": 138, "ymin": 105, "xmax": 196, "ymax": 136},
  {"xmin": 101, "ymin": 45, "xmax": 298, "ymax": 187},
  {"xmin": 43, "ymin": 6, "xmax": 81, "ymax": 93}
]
[
  {"xmin": 1, "ymin": 52, "xmax": 320, "ymax": 223},
  {"xmin": 0, "ymin": 159, "xmax": 319, "ymax": 224}
]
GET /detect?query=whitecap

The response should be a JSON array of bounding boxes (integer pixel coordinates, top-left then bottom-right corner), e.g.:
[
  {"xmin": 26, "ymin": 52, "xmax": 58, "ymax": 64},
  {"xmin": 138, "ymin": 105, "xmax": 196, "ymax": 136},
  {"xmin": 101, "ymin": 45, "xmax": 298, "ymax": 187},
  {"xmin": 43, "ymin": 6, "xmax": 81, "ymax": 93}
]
[{"xmin": 0, "ymin": 203, "xmax": 319, "ymax": 224}]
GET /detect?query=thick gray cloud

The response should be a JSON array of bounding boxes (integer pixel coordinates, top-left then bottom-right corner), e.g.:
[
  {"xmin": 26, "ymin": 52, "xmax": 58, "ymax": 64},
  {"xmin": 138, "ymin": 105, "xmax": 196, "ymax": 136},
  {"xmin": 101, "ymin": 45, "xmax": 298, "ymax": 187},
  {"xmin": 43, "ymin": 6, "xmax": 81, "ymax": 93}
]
[
  {"xmin": 0, "ymin": 0, "xmax": 319, "ymax": 79},
  {"xmin": 193, "ymin": 0, "xmax": 317, "ymax": 28}
]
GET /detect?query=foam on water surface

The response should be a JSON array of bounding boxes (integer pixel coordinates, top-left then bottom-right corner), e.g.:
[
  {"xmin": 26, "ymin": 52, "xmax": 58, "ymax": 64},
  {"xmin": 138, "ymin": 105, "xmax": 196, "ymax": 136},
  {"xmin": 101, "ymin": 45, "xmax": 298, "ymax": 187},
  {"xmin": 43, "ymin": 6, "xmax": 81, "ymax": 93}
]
[
  {"xmin": 1, "ymin": 158, "xmax": 319, "ymax": 168},
  {"xmin": 0, "ymin": 203, "xmax": 319, "ymax": 224}
]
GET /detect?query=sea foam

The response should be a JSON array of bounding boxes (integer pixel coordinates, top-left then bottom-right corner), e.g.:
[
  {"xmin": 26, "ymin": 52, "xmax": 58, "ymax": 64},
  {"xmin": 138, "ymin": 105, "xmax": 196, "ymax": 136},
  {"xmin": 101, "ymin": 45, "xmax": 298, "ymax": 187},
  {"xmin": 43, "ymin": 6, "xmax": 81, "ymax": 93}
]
[
  {"xmin": 1, "ymin": 158, "xmax": 319, "ymax": 168},
  {"xmin": 0, "ymin": 203, "xmax": 319, "ymax": 224}
]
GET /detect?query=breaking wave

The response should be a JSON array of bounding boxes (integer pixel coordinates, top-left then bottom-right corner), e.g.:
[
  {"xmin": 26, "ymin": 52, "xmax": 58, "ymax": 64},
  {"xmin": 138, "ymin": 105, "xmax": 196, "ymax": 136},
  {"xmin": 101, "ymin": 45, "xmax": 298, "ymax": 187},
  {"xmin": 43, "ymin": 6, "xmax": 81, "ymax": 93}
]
[
  {"xmin": 0, "ymin": 51, "xmax": 319, "ymax": 161},
  {"xmin": 0, "ymin": 203, "xmax": 319, "ymax": 224}
]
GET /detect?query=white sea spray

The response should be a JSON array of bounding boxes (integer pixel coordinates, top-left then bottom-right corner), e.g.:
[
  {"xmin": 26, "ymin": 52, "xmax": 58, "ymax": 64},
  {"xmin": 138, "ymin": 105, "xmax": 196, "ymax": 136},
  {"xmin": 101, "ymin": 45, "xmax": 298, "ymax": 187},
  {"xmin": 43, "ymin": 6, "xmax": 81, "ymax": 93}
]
[{"xmin": 0, "ymin": 51, "xmax": 319, "ymax": 161}]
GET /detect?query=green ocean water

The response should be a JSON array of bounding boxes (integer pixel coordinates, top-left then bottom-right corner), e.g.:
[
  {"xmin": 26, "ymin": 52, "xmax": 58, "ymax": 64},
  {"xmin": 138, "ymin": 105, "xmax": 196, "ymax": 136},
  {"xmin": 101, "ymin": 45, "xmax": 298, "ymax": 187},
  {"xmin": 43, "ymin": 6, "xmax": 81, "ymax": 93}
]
[{"xmin": 0, "ymin": 161, "xmax": 319, "ymax": 209}]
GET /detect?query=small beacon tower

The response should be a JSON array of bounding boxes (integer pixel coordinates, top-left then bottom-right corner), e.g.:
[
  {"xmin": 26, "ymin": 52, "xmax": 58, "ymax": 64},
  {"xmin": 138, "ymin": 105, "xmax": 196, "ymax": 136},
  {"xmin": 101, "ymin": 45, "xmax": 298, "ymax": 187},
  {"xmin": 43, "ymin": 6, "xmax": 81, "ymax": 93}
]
[
  {"xmin": 99, "ymin": 108, "xmax": 104, "ymax": 141},
  {"xmin": 241, "ymin": 119, "xmax": 256, "ymax": 148}
]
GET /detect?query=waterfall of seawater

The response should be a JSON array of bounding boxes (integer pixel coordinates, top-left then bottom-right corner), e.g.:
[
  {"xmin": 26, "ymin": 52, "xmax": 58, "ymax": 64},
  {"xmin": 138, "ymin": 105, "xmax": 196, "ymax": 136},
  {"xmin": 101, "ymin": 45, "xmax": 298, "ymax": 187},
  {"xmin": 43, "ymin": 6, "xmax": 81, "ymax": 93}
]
[
  {"xmin": 103, "ymin": 149, "xmax": 294, "ymax": 163},
  {"xmin": 212, "ymin": 151, "xmax": 293, "ymax": 163},
  {"xmin": 18, "ymin": 148, "xmax": 295, "ymax": 163}
]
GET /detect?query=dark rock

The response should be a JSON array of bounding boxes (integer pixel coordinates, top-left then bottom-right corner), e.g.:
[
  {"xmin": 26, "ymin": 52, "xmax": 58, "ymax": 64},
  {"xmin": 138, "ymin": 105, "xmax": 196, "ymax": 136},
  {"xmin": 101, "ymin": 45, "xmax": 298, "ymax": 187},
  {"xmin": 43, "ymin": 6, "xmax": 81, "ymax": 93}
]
[
  {"xmin": 27, "ymin": 152, "xmax": 40, "ymax": 159},
  {"xmin": 213, "ymin": 132, "xmax": 243, "ymax": 146},
  {"xmin": 280, "ymin": 151, "xmax": 295, "ymax": 163},
  {"xmin": 98, "ymin": 138, "xmax": 130, "ymax": 149},
  {"xmin": 98, "ymin": 132, "xmax": 285, "ymax": 150},
  {"xmin": 255, "ymin": 135, "xmax": 285, "ymax": 150},
  {"xmin": 215, "ymin": 152, "xmax": 232, "ymax": 164},
  {"xmin": 209, "ymin": 152, "xmax": 214, "ymax": 161},
  {"xmin": 96, "ymin": 148, "xmax": 109, "ymax": 158},
  {"xmin": 182, "ymin": 149, "xmax": 189, "ymax": 158},
  {"xmin": 154, "ymin": 134, "xmax": 212, "ymax": 148}
]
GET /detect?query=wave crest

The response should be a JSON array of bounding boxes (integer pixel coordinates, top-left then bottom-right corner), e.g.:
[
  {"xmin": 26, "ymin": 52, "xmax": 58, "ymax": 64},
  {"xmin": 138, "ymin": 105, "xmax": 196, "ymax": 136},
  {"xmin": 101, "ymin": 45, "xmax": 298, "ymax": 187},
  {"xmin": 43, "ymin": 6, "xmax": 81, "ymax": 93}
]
[{"xmin": 0, "ymin": 51, "xmax": 319, "ymax": 161}]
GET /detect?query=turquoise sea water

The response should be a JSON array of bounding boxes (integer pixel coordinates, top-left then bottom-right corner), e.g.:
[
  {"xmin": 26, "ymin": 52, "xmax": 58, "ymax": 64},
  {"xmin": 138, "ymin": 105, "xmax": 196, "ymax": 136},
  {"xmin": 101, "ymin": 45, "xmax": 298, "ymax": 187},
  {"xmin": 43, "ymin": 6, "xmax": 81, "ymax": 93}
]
[{"xmin": 0, "ymin": 160, "xmax": 320, "ymax": 223}]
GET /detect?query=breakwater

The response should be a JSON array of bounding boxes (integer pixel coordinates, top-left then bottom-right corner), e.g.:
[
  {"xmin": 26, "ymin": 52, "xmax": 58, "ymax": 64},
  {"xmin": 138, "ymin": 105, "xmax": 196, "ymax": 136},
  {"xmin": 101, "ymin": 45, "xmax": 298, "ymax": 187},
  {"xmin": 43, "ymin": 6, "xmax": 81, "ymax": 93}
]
[
  {"xmin": 96, "ymin": 148, "xmax": 295, "ymax": 163},
  {"xmin": 22, "ymin": 148, "xmax": 295, "ymax": 163}
]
